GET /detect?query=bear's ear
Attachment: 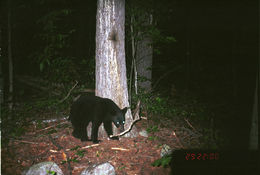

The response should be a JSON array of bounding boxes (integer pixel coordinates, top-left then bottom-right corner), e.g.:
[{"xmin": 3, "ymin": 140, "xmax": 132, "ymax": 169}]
[{"xmin": 122, "ymin": 107, "xmax": 128, "ymax": 114}]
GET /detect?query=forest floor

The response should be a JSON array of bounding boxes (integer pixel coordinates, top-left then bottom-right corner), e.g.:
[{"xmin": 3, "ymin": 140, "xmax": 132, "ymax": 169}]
[{"xmin": 1, "ymin": 107, "xmax": 204, "ymax": 175}]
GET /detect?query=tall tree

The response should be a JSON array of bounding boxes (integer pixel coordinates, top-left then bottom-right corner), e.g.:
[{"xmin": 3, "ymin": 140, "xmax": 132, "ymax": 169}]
[
  {"xmin": 7, "ymin": 0, "xmax": 13, "ymax": 110},
  {"xmin": 95, "ymin": 0, "xmax": 138, "ymax": 138},
  {"xmin": 0, "ymin": 25, "xmax": 3, "ymax": 105},
  {"xmin": 127, "ymin": 2, "xmax": 154, "ymax": 93},
  {"xmin": 135, "ymin": 13, "xmax": 153, "ymax": 92}
]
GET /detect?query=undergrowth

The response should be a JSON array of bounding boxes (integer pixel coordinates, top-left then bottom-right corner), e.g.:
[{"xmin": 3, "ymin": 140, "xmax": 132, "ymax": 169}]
[
  {"xmin": 133, "ymin": 89, "xmax": 222, "ymax": 150},
  {"xmin": 0, "ymin": 92, "xmax": 71, "ymax": 146}
]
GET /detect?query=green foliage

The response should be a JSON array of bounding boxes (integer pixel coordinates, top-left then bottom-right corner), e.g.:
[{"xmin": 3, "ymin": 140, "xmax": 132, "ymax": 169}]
[
  {"xmin": 146, "ymin": 125, "xmax": 158, "ymax": 133},
  {"xmin": 75, "ymin": 150, "xmax": 86, "ymax": 158},
  {"xmin": 1, "ymin": 93, "xmax": 72, "ymax": 145},
  {"xmin": 62, "ymin": 147, "xmax": 86, "ymax": 164},
  {"xmin": 148, "ymin": 136, "xmax": 158, "ymax": 141},
  {"xmin": 32, "ymin": 7, "xmax": 80, "ymax": 83},
  {"xmin": 1, "ymin": 107, "xmax": 26, "ymax": 143},
  {"xmin": 148, "ymin": 27, "xmax": 176, "ymax": 45},
  {"xmin": 69, "ymin": 157, "xmax": 79, "ymax": 163},
  {"xmin": 138, "ymin": 75, "xmax": 151, "ymax": 83},
  {"xmin": 70, "ymin": 145, "xmax": 81, "ymax": 151},
  {"xmin": 118, "ymin": 165, "xmax": 126, "ymax": 170},
  {"xmin": 125, "ymin": 0, "xmax": 176, "ymax": 60},
  {"xmin": 11, "ymin": 127, "xmax": 26, "ymax": 138},
  {"xmin": 151, "ymin": 155, "xmax": 172, "ymax": 168},
  {"xmin": 132, "ymin": 90, "xmax": 215, "ymax": 136},
  {"xmin": 134, "ymin": 90, "xmax": 224, "ymax": 149},
  {"xmin": 34, "ymin": 98, "xmax": 57, "ymax": 109},
  {"xmin": 133, "ymin": 91, "xmax": 172, "ymax": 117},
  {"xmin": 46, "ymin": 170, "xmax": 57, "ymax": 175},
  {"xmin": 61, "ymin": 160, "xmax": 66, "ymax": 164},
  {"xmin": 47, "ymin": 129, "xmax": 57, "ymax": 135},
  {"xmin": 35, "ymin": 120, "xmax": 45, "ymax": 129}
]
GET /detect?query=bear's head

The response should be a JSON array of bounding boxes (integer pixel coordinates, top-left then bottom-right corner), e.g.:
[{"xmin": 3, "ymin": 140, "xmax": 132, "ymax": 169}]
[{"xmin": 111, "ymin": 107, "xmax": 127, "ymax": 132}]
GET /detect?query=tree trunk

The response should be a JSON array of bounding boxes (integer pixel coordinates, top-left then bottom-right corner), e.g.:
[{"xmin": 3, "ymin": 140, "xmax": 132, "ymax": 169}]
[
  {"xmin": 136, "ymin": 14, "xmax": 153, "ymax": 92},
  {"xmin": 0, "ymin": 28, "xmax": 3, "ymax": 105},
  {"xmin": 249, "ymin": 75, "xmax": 258, "ymax": 150},
  {"xmin": 136, "ymin": 37, "xmax": 152, "ymax": 91},
  {"xmin": 128, "ymin": 14, "xmax": 138, "ymax": 106},
  {"xmin": 185, "ymin": 11, "xmax": 191, "ymax": 92},
  {"xmin": 8, "ymin": 0, "xmax": 13, "ymax": 110},
  {"xmin": 95, "ymin": 0, "xmax": 138, "ymax": 138},
  {"xmin": 231, "ymin": 31, "xmax": 238, "ymax": 102}
]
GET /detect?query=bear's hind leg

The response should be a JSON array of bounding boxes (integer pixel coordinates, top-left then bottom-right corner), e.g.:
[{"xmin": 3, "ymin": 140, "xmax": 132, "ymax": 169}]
[
  {"xmin": 91, "ymin": 121, "xmax": 101, "ymax": 143},
  {"xmin": 80, "ymin": 122, "xmax": 90, "ymax": 141},
  {"xmin": 72, "ymin": 122, "xmax": 89, "ymax": 141},
  {"xmin": 72, "ymin": 128, "xmax": 81, "ymax": 139}
]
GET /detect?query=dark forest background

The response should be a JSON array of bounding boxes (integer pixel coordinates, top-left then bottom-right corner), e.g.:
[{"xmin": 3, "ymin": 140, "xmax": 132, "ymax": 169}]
[{"xmin": 0, "ymin": 0, "xmax": 258, "ymax": 150}]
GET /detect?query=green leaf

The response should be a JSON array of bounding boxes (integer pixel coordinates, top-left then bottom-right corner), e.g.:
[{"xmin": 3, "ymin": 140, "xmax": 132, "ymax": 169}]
[
  {"xmin": 40, "ymin": 62, "xmax": 44, "ymax": 72},
  {"xmin": 70, "ymin": 145, "xmax": 81, "ymax": 151},
  {"xmin": 46, "ymin": 59, "xmax": 50, "ymax": 65},
  {"xmin": 151, "ymin": 156, "xmax": 172, "ymax": 168}
]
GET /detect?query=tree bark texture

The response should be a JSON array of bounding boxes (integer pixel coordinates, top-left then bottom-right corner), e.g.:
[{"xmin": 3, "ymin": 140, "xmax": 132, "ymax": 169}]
[
  {"xmin": 136, "ymin": 36, "xmax": 152, "ymax": 91},
  {"xmin": 136, "ymin": 14, "xmax": 153, "ymax": 91},
  {"xmin": 95, "ymin": 0, "xmax": 137, "ymax": 138}
]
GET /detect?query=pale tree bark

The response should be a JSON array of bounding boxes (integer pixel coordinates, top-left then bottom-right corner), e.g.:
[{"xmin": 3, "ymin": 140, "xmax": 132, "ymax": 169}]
[{"xmin": 95, "ymin": 0, "xmax": 138, "ymax": 138}]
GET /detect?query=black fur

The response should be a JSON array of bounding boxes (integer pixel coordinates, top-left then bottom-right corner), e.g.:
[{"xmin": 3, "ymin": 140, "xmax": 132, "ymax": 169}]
[{"xmin": 69, "ymin": 95, "xmax": 127, "ymax": 143}]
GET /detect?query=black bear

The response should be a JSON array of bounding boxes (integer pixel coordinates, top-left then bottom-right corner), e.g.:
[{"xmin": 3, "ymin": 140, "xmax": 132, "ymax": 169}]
[{"xmin": 69, "ymin": 95, "xmax": 127, "ymax": 143}]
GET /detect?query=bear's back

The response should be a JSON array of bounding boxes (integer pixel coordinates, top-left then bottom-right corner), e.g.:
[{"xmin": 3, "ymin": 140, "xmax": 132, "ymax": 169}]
[{"xmin": 70, "ymin": 95, "xmax": 119, "ymax": 122}]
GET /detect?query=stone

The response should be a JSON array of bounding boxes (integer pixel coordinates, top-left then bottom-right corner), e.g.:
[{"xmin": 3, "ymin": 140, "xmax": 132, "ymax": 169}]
[
  {"xmin": 24, "ymin": 161, "xmax": 63, "ymax": 175},
  {"xmin": 160, "ymin": 144, "xmax": 172, "ymax": 157},
  {"xmin": 139, "ymin": 130, "xmax": 148, "ymax": 137},
  {"xmin": 81, "ymin": 162, "xmax": 115, "ymax": 175}
]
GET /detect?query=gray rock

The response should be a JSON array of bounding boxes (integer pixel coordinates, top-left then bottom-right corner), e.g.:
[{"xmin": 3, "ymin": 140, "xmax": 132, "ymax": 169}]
[
  {"xmin": 25, "ymin": 161, "xmax": 63, "ymax": 175},
  {"xmin": 81, "ymin": 162, "xmax": 116, "ymax": 175},
  {"xmin": 160, "ymin": 144, "xmax": 172, "ymax": 157},
  {"xmin": 139, "ymin": 130, "xmax": 148, "ymax": 137}
]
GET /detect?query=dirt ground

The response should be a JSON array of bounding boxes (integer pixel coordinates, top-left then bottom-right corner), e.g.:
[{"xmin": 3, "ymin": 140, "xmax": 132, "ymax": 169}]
[{"xmin": 1, "ymin": 115, "xmax": 201, "ymax": 175}]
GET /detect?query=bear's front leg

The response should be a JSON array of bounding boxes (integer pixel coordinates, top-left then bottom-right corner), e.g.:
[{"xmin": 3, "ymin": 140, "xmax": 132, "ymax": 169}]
[{"xmin": 104, "ymin": 122, "xmax": 119, "ymax": 140}]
